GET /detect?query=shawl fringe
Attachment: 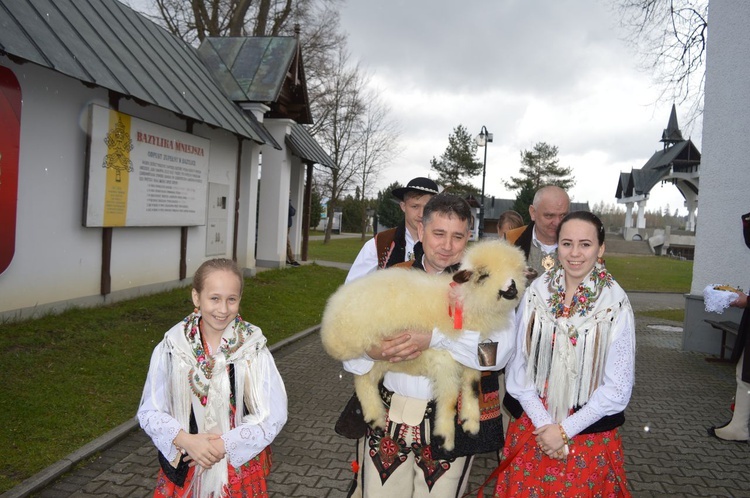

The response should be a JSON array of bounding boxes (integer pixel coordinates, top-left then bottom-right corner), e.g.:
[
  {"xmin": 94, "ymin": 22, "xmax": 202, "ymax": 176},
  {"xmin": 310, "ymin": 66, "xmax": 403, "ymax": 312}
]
[{"xmin": 524, "ymin": 267, "xmax": 625, "ymax": 422}]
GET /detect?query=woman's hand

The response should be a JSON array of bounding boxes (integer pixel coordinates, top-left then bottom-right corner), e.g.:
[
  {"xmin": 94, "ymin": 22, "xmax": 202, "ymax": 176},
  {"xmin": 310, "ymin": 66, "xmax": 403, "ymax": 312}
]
[
  {"xmin": 730, "ymin": 292, "xmax": 748, "ymax": 309},
  {"xmin": 533, "ymin": 424, "xmax": 566, "ymax": 460},
  {"xmin": 366, "ymin": 330, "xmax": 432, "ymax": 363},
  {"xmin": 173, "ymin": 430, "xmax": 225, "ymax": 469},
  {"xmin": 209, "ymin": 436, "xmax": 226, "ymax": 456}
]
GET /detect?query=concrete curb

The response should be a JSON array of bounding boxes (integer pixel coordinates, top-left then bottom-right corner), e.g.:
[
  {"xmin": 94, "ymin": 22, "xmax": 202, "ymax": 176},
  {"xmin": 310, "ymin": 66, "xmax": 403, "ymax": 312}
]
[{"xmin": 1, "ymin": 325, "xmax": 322, "ymax": 498}]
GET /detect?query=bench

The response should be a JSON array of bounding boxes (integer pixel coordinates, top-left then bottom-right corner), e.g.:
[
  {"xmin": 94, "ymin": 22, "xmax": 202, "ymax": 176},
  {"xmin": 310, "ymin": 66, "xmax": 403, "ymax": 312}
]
[{"xmin": 704, "ymin": 319, "xmax": 740, "ymax": 363}]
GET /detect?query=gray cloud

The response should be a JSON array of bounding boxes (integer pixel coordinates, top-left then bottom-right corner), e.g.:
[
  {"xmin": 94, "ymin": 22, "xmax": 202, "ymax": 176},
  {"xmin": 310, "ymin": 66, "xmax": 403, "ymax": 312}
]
[{"xmin": 341, "ymin": 0, "xmax": 698, "ymax": 212}]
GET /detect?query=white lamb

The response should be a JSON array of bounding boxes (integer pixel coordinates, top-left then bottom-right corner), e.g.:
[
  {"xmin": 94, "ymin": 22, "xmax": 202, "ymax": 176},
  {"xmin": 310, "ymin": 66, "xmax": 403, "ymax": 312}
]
[{"xmin": 320, "ymin": 240, "xmax": 527, "ymax": 451}]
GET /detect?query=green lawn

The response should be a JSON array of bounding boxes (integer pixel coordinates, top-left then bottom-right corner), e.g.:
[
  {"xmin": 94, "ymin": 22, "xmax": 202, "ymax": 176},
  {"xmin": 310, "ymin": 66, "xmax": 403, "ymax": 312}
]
[
  {"xmin": 0, "ymin": 264, "xmax": 346, "ymax": 493},
  {"xmin": 639, "ymin": 309, "xmax": 685, "ymax": 322},
  {"xmin": 605, "ymin": 254, "xmax": 692, "ymax": 293},
  {"xmin": 305, "ymin": 236, "xmax": 695, "ymax": 293},
  {"xmin": 306, "ymin": 235, "xmax": 368, "ymax": 263}
]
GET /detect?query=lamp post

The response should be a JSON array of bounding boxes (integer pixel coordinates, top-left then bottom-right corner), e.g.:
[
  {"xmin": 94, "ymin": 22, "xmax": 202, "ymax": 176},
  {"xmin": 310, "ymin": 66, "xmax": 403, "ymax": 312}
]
[{"xmin": 476, "ymin": 126, "xmax": 493, "ymax": 239}]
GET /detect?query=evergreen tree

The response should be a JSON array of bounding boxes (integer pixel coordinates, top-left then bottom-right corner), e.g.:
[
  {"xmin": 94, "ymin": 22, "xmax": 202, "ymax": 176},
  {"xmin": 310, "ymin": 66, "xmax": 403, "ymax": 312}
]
[
  {"xmin": 511, "ymin": 180, "xmax": 536, "ymax": 224},
  {"xmin": 340, "ymin": 195, "xmax": 365, "ymax": 233},
  {"xmin": 505, "ymin": 142, "xmax": 576, "ymax": 193},
  {"xmin": 376, "ymin": 182, "xmax": 404, "ymax": 229},
  {"xmin": 309, "ymin": 189, "xmax": 323, "ymax": 229},
  {"xmin": 430, "ymin": 125, "xmax": 483, "ymax": 196}
]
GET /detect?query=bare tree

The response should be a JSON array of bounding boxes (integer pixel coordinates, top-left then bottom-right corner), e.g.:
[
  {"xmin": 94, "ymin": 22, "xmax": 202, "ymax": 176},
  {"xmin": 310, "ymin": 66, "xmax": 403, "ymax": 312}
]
[
  {"xmin": 131, "ymin": 0, "xmax": 400, "ymax": 243},
  {"xmin": 143, "ymin": 0, "xmax": 339, "ymax": 41},
  {"xmin": 352, "ymin": 90, "xmax": 401, "ymax": 239},
  {"xmin": 312, "ymin": 47, "xmax": 366, "ymax": 243},
  {"xmin": 615, "ymin": 0, "xmax": 708, "ymax": 124},
  {"xmin": 132, "ymin": 0, "xmax": 346, "ymax": 122}
]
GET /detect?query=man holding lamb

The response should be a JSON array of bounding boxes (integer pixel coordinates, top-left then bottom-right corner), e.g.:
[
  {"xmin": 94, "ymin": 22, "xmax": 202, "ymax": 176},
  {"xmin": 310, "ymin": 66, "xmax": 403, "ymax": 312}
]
[{"xmin": 341, "ymin": 193, "xmax": 518, "ymax": 498}]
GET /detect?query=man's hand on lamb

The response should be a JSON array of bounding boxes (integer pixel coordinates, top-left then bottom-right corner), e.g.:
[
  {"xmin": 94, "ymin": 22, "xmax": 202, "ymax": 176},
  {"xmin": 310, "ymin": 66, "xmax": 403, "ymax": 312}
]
[{"xmin": 368, "ymin": 330, "xmax": 432, "ymax": 362}]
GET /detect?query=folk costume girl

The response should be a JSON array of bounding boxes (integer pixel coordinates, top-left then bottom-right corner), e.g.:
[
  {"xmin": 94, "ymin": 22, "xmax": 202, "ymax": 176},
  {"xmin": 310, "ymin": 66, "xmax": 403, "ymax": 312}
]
[
  {"xmin": 138, "ymin": 259, "xmax": 288, "ymax": 497},
  {"xmin": 494, "ymin": 212, "xmax": 635, "ymax": 497}
]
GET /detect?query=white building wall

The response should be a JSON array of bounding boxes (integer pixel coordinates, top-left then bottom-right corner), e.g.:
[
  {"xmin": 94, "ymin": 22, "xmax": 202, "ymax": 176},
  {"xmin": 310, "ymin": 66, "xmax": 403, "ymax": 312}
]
[
  {"xmin": 683, "ymin": 0, "xmax": 750, "ymax": 353},
  {"xmin": 1, "ymin": 61, "xmax": 107, "ymax": 312},
  {"xmin": 691, "ymin": 1, "xmax": 750, "ymax": 292},
  {"xmin": 256, "ymin": 119, "xmax": 294, "ymax": 268},
  {"xmin": 236, "ymin": 141, "xmax": 261, "ymax": 273},
  {"xmin": 0, "ymin": 58, "xmax": 257, "ymax": 319},
  {"xmin": 289, "ymin": 155, "xmax": 305, "ymax": 260}
]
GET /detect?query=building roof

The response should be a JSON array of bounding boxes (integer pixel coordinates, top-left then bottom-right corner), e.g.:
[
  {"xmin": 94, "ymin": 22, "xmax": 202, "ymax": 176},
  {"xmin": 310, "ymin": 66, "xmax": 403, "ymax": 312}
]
[
  {"xmin": 483, "ymin": 197, "xmax": 516, "ymax": 219},
  {"xmin": 286, "ymin": 124, "xmax": 335, "ymax": 168},
  {"xmin": 617, "ymin": 140, "xmax": 700, "ymax": 199},
  {"xmin": 0, "ymin": 0, "xmax": 271, "ymax": 143},
  {"xmin": 198, "ymin": 36, "xmax": 313, "ymax": 124},
  {"xmin": 616, "ymin": 106, "xmax": 700, "ymax": 201},
  {"xmin": 482, "ymin": 197, "xmax": 590, "ymax": 220},
  {"xmin": 661, "ymin": 103, "xmax": 684, "ymax": 144}
]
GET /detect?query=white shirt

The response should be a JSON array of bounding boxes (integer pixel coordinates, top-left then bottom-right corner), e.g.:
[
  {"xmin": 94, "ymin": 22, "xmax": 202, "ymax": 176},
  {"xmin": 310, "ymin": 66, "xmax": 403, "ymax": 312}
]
[
  {"xmin": 344, "ymin": 324, "xmax": 516, "ymax": 400},
  {"xmin": 343, "ymin": 258, "xmax": 517, "ymax": 400},
  {"xmin": 532, "ymin": 225, "xmax": 557, "ymax": 254},
  {"xmin": 345, "ymin": 229, "xmax": 416, "ymax": 284}
]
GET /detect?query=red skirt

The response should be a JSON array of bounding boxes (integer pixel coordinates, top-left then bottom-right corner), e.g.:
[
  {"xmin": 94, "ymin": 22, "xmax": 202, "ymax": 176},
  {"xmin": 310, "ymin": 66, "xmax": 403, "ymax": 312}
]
[
  {"xmin": 154, "ymin": 446, "xmax": 272, "ymax": 497},
  {"xmin": 493, "ymin": 414, "xmax": 630, "ymax": 497}
]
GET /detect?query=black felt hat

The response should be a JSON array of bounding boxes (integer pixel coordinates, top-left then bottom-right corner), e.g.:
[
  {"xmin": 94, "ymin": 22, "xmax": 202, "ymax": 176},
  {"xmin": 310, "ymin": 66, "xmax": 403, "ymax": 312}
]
[{"xmin": 391, "ymin": 177, "xmax": 440, "ymax": 200}]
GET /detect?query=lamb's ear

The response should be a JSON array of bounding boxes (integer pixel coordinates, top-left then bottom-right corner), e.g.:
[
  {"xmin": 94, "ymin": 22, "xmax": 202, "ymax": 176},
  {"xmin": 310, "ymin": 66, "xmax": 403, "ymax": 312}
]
[{"xmin": 452, "ymin": 269, "xmax": 472, "ymax": 284}]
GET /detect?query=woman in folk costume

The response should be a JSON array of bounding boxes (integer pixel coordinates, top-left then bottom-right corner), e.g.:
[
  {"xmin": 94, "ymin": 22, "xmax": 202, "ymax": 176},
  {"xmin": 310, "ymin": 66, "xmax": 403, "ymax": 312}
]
[
  {"xmin": 494, "ymin": 211, "xmax": 635, "ymax": 497},
  {"xmin": 138, "ymin": 258, "xmax": 288, "ymax": 497}
]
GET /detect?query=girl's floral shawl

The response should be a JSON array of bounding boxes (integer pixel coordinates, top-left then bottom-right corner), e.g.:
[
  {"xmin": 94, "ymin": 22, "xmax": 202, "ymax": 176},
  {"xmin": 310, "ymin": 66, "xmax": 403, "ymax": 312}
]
[
  {"xmin": 521, "ymin": 262, "xmax": 629, "ymax": 422},
  {"xmin": 164, "ymin": 312, "xmax": 269, "ymax": 497}
]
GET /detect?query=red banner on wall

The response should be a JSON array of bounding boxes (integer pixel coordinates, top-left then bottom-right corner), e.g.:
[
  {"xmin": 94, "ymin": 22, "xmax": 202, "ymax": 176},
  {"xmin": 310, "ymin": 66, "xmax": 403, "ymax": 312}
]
[{"xmin": 0, "ymin": 66, "xmax": 20, "ymax": 276}]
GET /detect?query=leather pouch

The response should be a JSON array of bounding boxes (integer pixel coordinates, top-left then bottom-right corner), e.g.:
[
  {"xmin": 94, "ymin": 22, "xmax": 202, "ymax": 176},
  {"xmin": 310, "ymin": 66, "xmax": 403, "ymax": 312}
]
[{"xmin": 334, "ymin": 392, "xmax": 369, "ymax": 439}]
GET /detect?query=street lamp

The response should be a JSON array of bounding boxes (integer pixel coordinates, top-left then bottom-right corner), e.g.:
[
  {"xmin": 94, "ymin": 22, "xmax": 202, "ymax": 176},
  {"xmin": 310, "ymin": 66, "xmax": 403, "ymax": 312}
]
[{"xmin": 476, "ymin": 126, "xmax": 493, "ymax": 239}]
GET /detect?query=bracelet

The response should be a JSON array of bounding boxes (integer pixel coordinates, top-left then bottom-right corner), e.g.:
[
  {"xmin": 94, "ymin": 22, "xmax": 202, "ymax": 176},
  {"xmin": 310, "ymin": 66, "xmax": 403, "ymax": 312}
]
[{"xmin": 558, "ymin": 424, "xmax": 570, "ymax": 446}]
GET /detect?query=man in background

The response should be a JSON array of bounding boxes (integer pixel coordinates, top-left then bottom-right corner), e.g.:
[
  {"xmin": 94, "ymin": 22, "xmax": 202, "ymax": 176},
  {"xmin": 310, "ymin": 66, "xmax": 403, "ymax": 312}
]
[
  {"xmin": 346, "ymin": 177, "xmax": 439, "ymax": 283},
  {"xmin": 504, "ymin": 185, "xmax": 570, "ymax": 276},
  {"xmin": 286, "ymin": 199, "xmax": 300, "ymax": 266}
]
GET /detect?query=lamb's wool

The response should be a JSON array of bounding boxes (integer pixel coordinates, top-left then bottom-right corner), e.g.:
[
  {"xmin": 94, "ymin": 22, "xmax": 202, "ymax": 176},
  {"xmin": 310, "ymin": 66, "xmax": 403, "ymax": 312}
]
[{"xmin": 320, "ymin": 240, "xmax": 527, "ymax": 450}]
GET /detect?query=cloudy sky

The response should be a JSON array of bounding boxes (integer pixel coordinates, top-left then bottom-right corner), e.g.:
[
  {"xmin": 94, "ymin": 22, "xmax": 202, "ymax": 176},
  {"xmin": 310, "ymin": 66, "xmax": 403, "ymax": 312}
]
[
  {"xmin": 338, "ymin": 0, "xmax": 701, "ymax": 214},
  {"xmin": 124, "ymin": 0, "xmax": 700, "ymax": 214}
]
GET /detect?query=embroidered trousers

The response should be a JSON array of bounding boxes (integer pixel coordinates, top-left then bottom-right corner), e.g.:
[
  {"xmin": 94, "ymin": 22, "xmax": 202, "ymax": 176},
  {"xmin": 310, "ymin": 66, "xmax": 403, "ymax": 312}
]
[{"xmin": 348, "ymin": 413, "xmax": 474, "ymax": 497}]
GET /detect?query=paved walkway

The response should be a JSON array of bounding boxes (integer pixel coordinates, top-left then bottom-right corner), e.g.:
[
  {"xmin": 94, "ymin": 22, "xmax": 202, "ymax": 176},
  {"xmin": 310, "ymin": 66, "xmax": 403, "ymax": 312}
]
[{"xmin": 8, "ymin": 290, "xmax": 750, "ymax": 497}]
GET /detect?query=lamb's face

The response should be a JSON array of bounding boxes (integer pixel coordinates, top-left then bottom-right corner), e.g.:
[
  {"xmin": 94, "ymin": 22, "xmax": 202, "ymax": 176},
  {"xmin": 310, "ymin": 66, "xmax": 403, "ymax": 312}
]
[
  {"xmin": 452, "ymin": 267, "xmax": 520, "ymax": 312},
  {"xmin": 452, "ymin": 241, "xmax": 527, "ymax": 317}
]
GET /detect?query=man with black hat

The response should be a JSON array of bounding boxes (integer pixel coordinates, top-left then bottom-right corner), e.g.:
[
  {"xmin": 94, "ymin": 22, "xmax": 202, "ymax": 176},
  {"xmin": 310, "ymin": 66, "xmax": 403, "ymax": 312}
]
[{"xmin": 346, "ymin": 177, "xmax": 440, "ymax": 283}]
